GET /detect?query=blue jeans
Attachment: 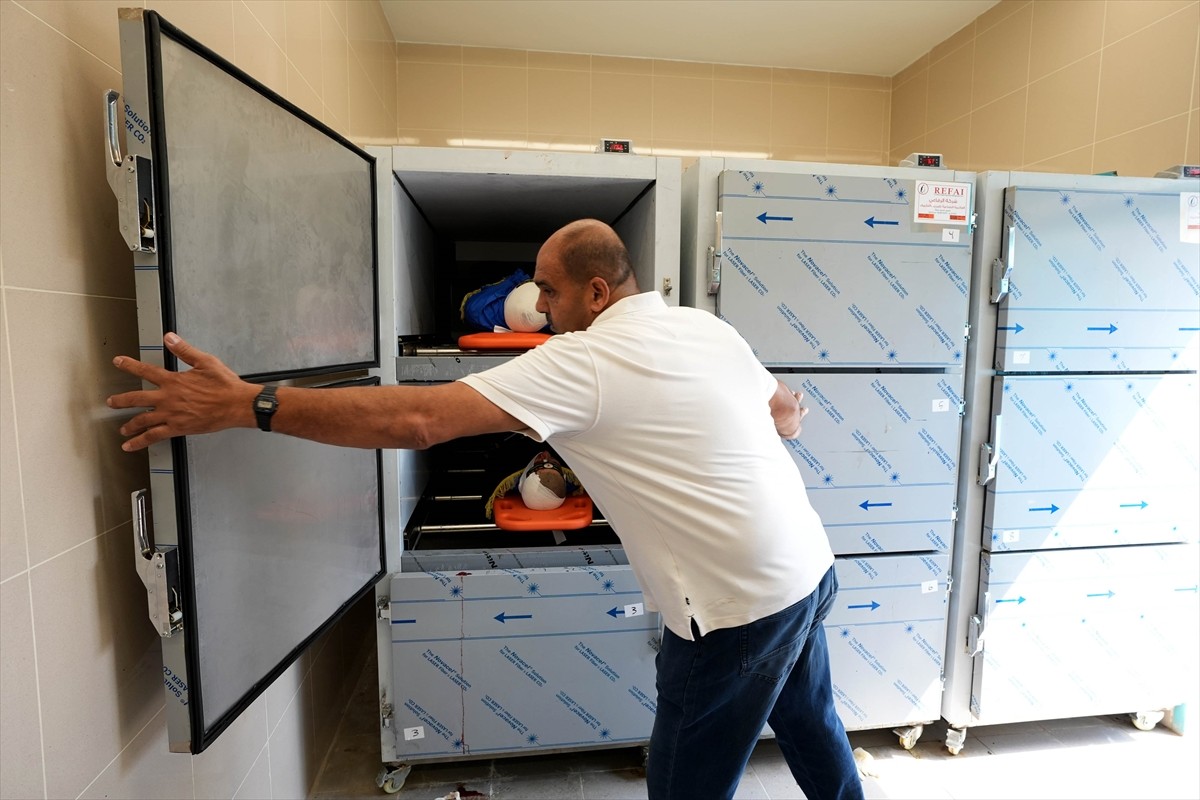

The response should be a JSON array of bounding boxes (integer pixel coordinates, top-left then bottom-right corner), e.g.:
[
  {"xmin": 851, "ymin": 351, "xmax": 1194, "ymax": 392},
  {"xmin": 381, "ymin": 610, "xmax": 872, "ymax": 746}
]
[{"xmin": 647, "ymin": 566, "xmax": 863, "ymax": 800}]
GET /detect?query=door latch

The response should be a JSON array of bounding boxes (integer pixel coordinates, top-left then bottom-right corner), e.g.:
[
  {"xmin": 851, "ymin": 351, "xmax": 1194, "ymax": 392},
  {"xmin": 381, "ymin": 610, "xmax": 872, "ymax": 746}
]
[
  {"xmin": 707, "ymin": 210, "xmax": 723, "ymax": 296},
  {"xmin": 977, "ymin": 415, "xmax": 1002, "ymax": 486},
  {"xmin": 104, "ymin": 90, "xmax": 156, "ymax": 253},
  {"xmin": 132, "ymin": 489, "xmax": 183, "ymax": 637}
]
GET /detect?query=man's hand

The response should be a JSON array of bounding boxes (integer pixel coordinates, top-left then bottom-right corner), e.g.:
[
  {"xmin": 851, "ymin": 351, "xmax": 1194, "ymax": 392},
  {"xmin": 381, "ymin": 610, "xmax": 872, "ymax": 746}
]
[
  {"xmin": 769, "ymin": 380, "xmax": 809, "ymax": 439},
  {"xmin": 107, "ymin": 333, "xmax": 258, "ymax": 452}
]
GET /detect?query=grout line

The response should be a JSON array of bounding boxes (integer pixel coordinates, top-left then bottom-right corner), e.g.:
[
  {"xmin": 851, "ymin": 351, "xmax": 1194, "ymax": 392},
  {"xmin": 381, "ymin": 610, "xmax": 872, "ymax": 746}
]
[
  {"xmin": 1018, "ymin": 0, "xmax": 1033, "ymax": 171},
  {"xmin": 9, "ymin": 0, "xmax": 123, "ymax": 75},
  {"xmin": 230, "ymin": 740, "xmax": 270, "ymax": 799}
]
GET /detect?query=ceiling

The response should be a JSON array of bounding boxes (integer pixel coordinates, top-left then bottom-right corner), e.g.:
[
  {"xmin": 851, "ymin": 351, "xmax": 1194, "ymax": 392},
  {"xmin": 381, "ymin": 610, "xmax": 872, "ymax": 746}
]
[{"xmin": 379, "ymin": 0, "xmax": 999, "ymax": 77}]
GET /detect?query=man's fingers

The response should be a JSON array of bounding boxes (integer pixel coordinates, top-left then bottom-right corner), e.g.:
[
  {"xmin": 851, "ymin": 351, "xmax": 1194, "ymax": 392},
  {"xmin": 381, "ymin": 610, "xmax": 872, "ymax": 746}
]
[
  {"xmin": 121, "ymin": 425, "xmax": 169, "ymax": 452},
  {"xmin": 118, "ymin": 409, "xmax": 167, "ymax": 438},
  {"xmin": 164, "ymin": 332, "xmax": 206, "ymax": 368},
  {"xmin": 112, "ymin": 354, "xmax": 170, "ymax": 385},
  {"xmin": 107, "ymin": 388, "xmax": 160, "ymax": 410}
]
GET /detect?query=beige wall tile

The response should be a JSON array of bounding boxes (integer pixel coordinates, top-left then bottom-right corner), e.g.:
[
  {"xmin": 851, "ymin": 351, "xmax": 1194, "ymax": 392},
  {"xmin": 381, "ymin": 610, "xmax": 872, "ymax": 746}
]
[
  {"xmin": 463, "ymin": 46, "xmax": 526, "ymax": 67},
  {"xmin": 346, "ymin": 0, "xmax": 388, "ymax": 45},
  {"xmin": 235, "ymin": 0, "xmax": 288, "ymax": 97},
  {"xmin": 770, "ymin": 146, "xmax": 830, "ymax": 163},
  {"xmin": 969, "ymin": 89, "xmax": 1028, "ymax": 170},
  {"xmin": 1187, "ymin": 109, "xmax": 1200, "ymax": 163},
  {"xmin": 1096, "ymin": 12, "xmax": 1197, "ymax": 140},
  {"xmin": 7, "ymin": 291, "xmax": 143, "ymax": 564},
  {"xmin": 396, "ymin": 42, "xmax": 461, "ymax": 63},
  {"xmin": 652, "ymin": 76, "xmax": 713, "ymax": 142},
  {"xmin": 30, "ymin": 527, "xmax": 163, "ymax": 798},
  {"xmin": 591, "ymin": 72, "xmax": 652, "ymax": 141},
  {"xmin": 1, "ymin": 297, "xmax": 27, "ymax": 584},
  {"xmin": 1194, "ymin": 35, "xmax": 1199, "ymax": 109},
  {"xmin": 529, "ymin": 69, "xmax": 591, "ymax": 135},
  {"xmin": 77, "ymin": 712, "xmax": 191, "ymax": 800},
  {"xmin": 193, "ymin": 695, "xmax": 270, "ymax": 798},
  {"xmin": 395, "ymin": 128, "xmax": 461, "ymax": 147},
  {"xmin": 926, "ymin": 41, "xmax": 974, "ymax": 131},
  {"xmin": 321, "ymin": 0, "xmax": 350, "ymax": 131},
  {"xmin": 713, "ymin": 79, "xmax": 771, "ymax": 148},
  {"xmin": 288, "ymin": 62, "xmax": 324, "ymax": 122},
  {"xmin": 770, "ymin": 82, "xmax": 829, "ymax": 147},
  {"xmin": 890, "ymin": 68, "xmax": 928, "ymax": 150},
  {"xmin": 1029, "ymin": 0, "xmax": 1104, "ymax": 81},
  {"xmin": 264, "ymin": 658, "xmax": 306, "ymax": 734},
  {"xmin": 285, "ymin": 0, "xmax": 324, "ymax": 95},
  {"xmin": 654, "ymin": 59, "xmax": 713, "ymax": 79},
  {"xmin": 324, "ymin": 0, "xmax": 347, "ymax": 34},
  {"xmin": 825, "ymin": 148, "xmax": 888, "ymax": 166},
  {"xmin": 529, "ymin": 51, "xmax": 590, "ymax": 71},
  {"xmin": 0, "ymin": 3, "xmax": 134, "ymax": 299},
  {"xmin": 973, "ymin": 2, "xmax": 1032, "ymax": 108},
  {"xmin": 925, "ymin": 115, "xmax": 972, "ymax": 170},
  {"xmin": 892, "ymin": 54, "xmax": 929, "ymax": 88},
  {"xmin": 592, "ymin": 54, "xmax": 652, "ymax": 75},
  {"xmin": 1094, "ymin": 113, "xmax": 1190, "ymax": 176},
  {"xmin": 890, "ymin": 136, "xmax": 926, "ymax": 167},
  {"xmin": 463, "ymin": 65, "xmax": 528, "ymax": 133},
  {"xmin": 18, "ymin": 0, "xmax": 126, "ymax": 70},
  {"xmin": 772, "ymin": 67, "xmax": 830, "ymax": 86},
  {"xmin": 147, "ymin": 0, "xmax": 237, "ymax": 63},
  {"xmin": 1025, "ymin": 143, "xmax": 1096, "ymax": 173},
  {"xmin": 931, "ymin": 21, "xmax": 976, "ymax": 64},
  {"xmin": 458, "ymin": 130, "xmax": 529, "ymax": 149},
  {"xmin": 828, "ymin": 88, "xmax": 887, "ymax": 152},
  {"xmin": 711, "ymin": 142, "xmax": 773, "ymax": 159},
  {"xmin": 266, "ymin": 677, "xmax": 319, "ymax": 799},
  {"xmin": 397, "ymin": 62, "xmax": 463, "ymax": 131},
  {"xmin": 976, "ymin": 0, "xmax": 1031, "ymax": 34},
  {"xmin": 1103, "ymin": 0, "xmax": 1195, "ymax": 45},
  {"xmin": 830, "ymin": 73, "xmax": 889, "ymax": 90},
  {"xmin": 349, "ymin": 44, "xmax": 391, "ymax": 141},
  {"xmin": 0, "ymin": 576, "xmax": 43, "ymax": 800},
  {"xmin": 242, "ymin": 0, "xmax": 287, "ymax": 46},
  {"xmin": 233, "ymin": 747, "xmax": 272, "ymax": 799},
  {"xmin": 715, "ymin": 64, "xmax": 772, "ymax": 82},
  {"xmin": 1024, "ymin": 53, "xmax": 1101, "ymax": 164}
]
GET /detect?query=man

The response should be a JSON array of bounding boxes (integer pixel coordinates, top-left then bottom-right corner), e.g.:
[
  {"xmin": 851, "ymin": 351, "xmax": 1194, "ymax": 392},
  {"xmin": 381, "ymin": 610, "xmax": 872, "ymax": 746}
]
[{"xmin": 108, "ymin": 219, "xmax": 863, "ymax": 800}]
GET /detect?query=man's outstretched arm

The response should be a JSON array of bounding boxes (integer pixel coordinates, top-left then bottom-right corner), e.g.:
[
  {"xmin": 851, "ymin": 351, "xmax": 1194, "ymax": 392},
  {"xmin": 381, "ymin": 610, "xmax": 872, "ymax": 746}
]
[{"xmin": 107, "ymin": 333, "xmax": 522, "ymax": 452}]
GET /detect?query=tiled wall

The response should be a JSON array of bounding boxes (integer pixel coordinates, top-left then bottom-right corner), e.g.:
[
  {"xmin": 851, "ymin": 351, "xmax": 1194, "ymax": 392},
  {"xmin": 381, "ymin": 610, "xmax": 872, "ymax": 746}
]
[
  {"xmin": 890, "ymin": 0, "xmax": 1200, "ymax": 176},
  {"xmin": 395, "ymin": 44, "xmax": 894, "ymax": 165},
  {"xmin": 0, "ymin": 1, "xmax": 390, "ymax": 799}
]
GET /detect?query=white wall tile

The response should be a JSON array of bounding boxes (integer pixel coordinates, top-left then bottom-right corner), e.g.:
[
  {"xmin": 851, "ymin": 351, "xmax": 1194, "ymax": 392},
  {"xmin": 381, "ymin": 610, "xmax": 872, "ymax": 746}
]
[{"xmin": 0, "ymin": 575, "xmax": 45, "ymax": 800}]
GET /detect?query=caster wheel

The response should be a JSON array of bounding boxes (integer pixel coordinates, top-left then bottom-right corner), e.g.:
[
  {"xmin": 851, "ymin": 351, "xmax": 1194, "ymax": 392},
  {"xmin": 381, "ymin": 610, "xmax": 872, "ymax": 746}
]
[
  {"xmin": 947, "ymin": 745, "xmax": 963, "ymax": 756},
  {"xmin": 1131, "ymin": 710, "xmax": 1165, "ymax": 731},
  {"xmin": 893, "ymin": 724, "xmax": 923, "ymax": 750},
  {"xmin": 376, "ymin": 764, "xmax": 412, "ymax": 794},
  {"xmin": 945, "ymin": 726, "xmax": 967, "ymax": 756}
]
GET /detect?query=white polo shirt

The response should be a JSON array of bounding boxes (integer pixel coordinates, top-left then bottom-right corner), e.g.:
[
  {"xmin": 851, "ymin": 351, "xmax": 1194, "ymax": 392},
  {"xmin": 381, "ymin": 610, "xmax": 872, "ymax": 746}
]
[{"xmin": 460, "ymin": 291, "xmax": 834, "ymax": 640}]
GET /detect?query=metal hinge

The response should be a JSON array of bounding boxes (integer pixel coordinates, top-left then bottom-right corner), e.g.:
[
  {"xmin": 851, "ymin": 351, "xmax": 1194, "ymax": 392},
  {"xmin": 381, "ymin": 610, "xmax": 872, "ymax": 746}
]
[
  {"xmin": 380, "ymin": 700, "xmax": 394, "ymax": 729},
  {"xmin": 104, "ymin": 90, "xmax": 156, "ymax": 253},
  {"xmin": 131, "ymin": 489, "xmax": 182, "ymax": 637},
  {"xmin": 377, "ymin": 597, "xmax": 391, "ymax": 621},
  {"xmin": 978, "ymin": 415, "xmax": 1002, "ymax": 486},
  {"xmin": 661, "ymin": 277, "xmax": 673, "ymax": 296},
  {"xmin": 990, "ymin": 217, "xmax": 1015, "ymax": 304},
  {"xmin": 707, "ymin": 210, "xmax": 723, "ymax": 296},
  {"xmin": 950, "ymin": 503, "xmax": 959, "ymax": 522},
  {"xmin": 958, "ymin": 402, "xmax": 966, "ymax": 417},
  {"xmin": 967, "ymin": 613, "xmax": 985, "ymax": 657},
  {"xmin": 963, "ymin": 322, "xmax": 971, "ymax": 341}
]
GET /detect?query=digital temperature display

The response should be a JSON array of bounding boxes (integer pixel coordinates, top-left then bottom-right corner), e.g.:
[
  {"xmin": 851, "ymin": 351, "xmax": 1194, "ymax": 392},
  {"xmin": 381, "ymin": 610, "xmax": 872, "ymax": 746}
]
[
  {"xmin": 1183, "ymin": 165, "xmax": 1200, "ymax": 178},
  {"xmin": 917, "ymin": 153, "xmax": 942, "ymax": 167},
  {"xmin": 601, "ymin": 138, "xmax": 632, "ymax": 154}
]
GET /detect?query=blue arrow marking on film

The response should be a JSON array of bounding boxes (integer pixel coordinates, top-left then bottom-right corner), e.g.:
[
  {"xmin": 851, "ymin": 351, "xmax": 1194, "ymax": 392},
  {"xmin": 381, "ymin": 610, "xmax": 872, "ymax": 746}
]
[
  {"xmin": 1176, "ymin": 586, "xmax": 1199, "ymax": 593},
  {"xmin": 996, "ymin": 597, "xmax": 1026, "ymax": 605},
  {"xmin": 757, "ymin": 212, "xmax": 793, "ymax": 224},
  {"xmin": 999, "ymin": 323, "xmax": 1025, "ymax": 333},
  {"xmin": 392, "ymin": 619, "xmax": 416, "ymax": 625},
  {"xmin": 494, "ymin": 612, "xmax": 533, "ymax": 623},
  {"xmin": 1087, "ymin": 590, "xmax": 1115, "ymax": 599},
  {"xmin": 1029, "ymin": 504, "xmax": 1060, "ymax": 513},
  {"xmin": 864, "ymin": 216, "xmax": 899, "ymax": 228},
  {"xmin": 1120, "ymin": 501, "xmax": 1148, "ymax": 509},
  {"xmin": 1179, "ymin": 327, "xmax": 1200, "ymax": 332},
  {"xmin": 848, "ymin": 601, "xmax": 881, "ymax": 611},
  {"xmin": 1087, "ymin": 324, "xmax": 1118, "ymax": 334},
  {"xmin": 859, "ymin": 500, "xmax": 893, "ymax": 510},
  {"xmin": 607, "ymin": 607, "xmax": 626, "ymax": 618}
]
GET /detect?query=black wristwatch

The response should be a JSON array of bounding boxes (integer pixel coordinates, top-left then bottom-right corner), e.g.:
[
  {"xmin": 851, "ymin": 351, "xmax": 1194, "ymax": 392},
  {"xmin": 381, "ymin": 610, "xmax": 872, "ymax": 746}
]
[{"xmin": 253, "ymin": 385, "xmax": 279, "ymax": 432}]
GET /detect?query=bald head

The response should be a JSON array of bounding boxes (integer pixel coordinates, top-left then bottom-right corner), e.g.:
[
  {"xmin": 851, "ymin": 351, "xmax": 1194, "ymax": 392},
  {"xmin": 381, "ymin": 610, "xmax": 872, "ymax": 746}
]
[
  {"xmin": 545, "ymin": 219, "xmax": 638, "ymax": 292},
  {"xmin": 532, "ymin": 219, "xmax": 641, "ymax": 333}
]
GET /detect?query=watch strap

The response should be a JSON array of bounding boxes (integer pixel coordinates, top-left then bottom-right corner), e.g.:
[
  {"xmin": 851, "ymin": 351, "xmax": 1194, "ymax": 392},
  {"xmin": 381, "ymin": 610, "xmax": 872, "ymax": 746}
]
[{"xmin": 253, "ymin": 385, "xmax": 278, "ymax": 432}]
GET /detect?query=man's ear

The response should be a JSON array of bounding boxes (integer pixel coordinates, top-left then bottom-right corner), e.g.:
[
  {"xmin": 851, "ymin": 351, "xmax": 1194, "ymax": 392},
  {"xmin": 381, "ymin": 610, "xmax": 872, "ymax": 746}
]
[{"xmin": 587, "ymin": 276, "xmax": 610, "ymax": 311}]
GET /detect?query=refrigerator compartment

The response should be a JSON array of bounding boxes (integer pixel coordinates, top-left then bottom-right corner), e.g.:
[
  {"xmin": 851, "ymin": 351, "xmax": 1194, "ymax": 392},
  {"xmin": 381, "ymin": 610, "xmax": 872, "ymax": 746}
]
[
  {"xmin": 826, "ymin": 554, "xmax": 950, "ymax": 731},
  {"xmin": 969, "ymin": 545, "xmax": 1200, "ymax": 726},
  {"xmin": 715, "ymin": 169, "xmax": 974, "ymax": 367},
  {"xmin": 778, "ymin": 372, "xmax": 964, "ymax": 555},
  {"xmin": 387, "ymin": 565, "xmax": 660, "ymax": 761},
  {"xmin": 983, "ymin": 374, "xmax": 1199, "ymax": 552},
  {"xmin": 403, "ymin": 434, "xmax": 618, "ymax": 553},
  {"xmin": 386, "ymin": 147, "xmax": 679, "ymax": 353},
  {"xmin": 995, "ymin": 185, "xmax": 1200, "ymax": 373}
]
